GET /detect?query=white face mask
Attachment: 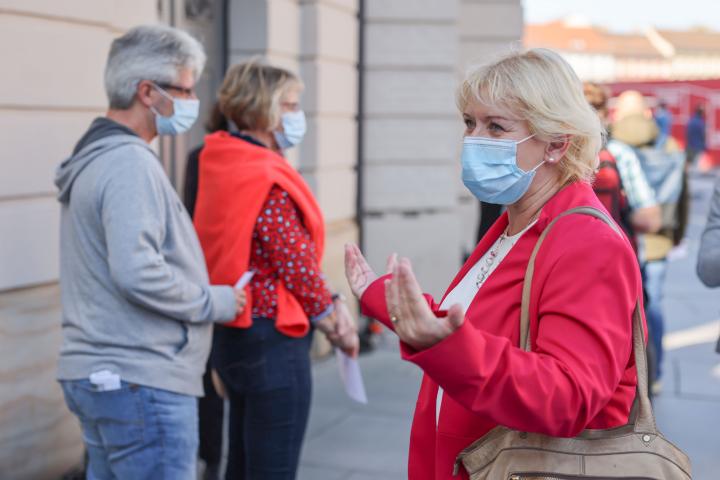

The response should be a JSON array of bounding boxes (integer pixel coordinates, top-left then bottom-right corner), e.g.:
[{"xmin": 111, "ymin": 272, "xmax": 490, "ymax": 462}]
[{"xmin": 150, "ymin": 84, "xmax": 199, "ymax": 136}]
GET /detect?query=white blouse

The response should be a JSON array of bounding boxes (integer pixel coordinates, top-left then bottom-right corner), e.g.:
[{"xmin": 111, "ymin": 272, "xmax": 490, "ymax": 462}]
[{"xmin": 435, "ymin": 219, "xmax": 537, "ymax": 426}]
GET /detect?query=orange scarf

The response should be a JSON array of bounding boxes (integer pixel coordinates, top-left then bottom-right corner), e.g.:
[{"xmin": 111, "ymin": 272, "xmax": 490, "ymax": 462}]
[{"xmin": 194, "ymin": 131, "xmax": 325, "ymax": 337}]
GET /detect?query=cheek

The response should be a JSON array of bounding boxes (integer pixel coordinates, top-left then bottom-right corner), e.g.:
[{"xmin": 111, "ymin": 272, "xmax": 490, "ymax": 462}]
[{"xmin": 516, "ymin": 144, "xmax": 545, "ymax": 171}]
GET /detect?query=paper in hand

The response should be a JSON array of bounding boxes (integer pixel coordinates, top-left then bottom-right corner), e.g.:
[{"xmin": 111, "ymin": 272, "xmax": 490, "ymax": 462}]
[
  {"xmin": 335, "ymin": 349, "xmax": 368, "ymax": 404},
  {"xmin": 234, "ymin": 271, "xmax": 255, "ymax": 289}
]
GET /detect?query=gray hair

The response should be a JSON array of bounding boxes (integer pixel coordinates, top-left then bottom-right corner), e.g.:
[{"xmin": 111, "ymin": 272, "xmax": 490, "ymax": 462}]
[{"xmin": 104, "ymin": 25, "xmax": 206, "ymax": 109}]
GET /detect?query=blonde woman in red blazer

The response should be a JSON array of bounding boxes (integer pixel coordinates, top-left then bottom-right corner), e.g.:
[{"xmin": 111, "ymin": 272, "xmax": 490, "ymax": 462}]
[{"xmin": 345, "ymin": 49, "xmax": 645, "ymax": 479}]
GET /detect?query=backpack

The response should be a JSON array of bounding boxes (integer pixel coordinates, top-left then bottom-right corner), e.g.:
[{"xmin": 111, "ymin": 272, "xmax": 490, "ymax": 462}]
[{"xmin": 592, "ymin": 149, "xmax": 635, "ymax": 245}]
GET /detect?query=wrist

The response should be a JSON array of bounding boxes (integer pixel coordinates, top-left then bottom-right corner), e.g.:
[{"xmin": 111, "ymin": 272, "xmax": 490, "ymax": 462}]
[{"xmin": 315, "ymin": 310, "xmax": 337, "ymax": 334}]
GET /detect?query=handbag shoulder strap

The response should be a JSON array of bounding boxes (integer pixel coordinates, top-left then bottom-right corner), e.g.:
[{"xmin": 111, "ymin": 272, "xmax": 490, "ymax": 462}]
[{"xmin": 519, "ymin": 206, "xmax": 657, "ymax": 434}]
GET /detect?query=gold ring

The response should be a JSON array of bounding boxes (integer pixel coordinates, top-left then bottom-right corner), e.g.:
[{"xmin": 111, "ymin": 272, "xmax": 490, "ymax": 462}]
[{"xmin": 390, "ymin": 315, "xmax": 399, "ymax": 324}]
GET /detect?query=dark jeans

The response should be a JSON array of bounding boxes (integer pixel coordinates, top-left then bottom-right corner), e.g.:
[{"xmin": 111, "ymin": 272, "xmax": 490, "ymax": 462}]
[
  {"xmin": 212, "ymin": 318, "xmax": 313, "ymax": 480},
  {"xmin": 199, "ymin": 363, "xmax": 224, "ymax": 472}
]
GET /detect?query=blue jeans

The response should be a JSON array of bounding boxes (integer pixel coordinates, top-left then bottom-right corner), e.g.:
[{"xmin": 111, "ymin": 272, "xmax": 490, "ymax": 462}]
[
  {"xmin": 60, "ymin": 379, "xmax": 198, "ymax": 480},
  {"xmin": 643, "ymin": 259, "xmax": 668, "ymax": 380},
  {"xmin": 212, "ymin": 318, "xmax": 313, "ymax": 480}
]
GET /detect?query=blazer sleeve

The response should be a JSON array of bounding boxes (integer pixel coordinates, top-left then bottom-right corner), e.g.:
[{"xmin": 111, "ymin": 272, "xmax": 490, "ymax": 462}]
[
  {"xmin": 360, "ymin": 274, "xmax": 443, "ymax": 331},
  {"xmin": 401, "ymin": 224, "xmax": 637, "ymax": 437},
  {"xmin": 697, "ymin": 177, "xmax": 720, "ymax": 287}
]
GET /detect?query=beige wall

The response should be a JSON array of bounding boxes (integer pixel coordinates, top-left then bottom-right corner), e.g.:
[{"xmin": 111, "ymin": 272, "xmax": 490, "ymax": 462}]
[
  {"xmin": 361, "ymin": 0, "xmax": 524, "ymax": 298},
  {"xmin": 299, "ymin": 0, "xmax": 359, "ymax": 301},
  {"xmin": 362, "ymin": 0, "xmax": 462, "ymax": 299},
  {"xmin": 0, "ymin": 1, "xmax": 156, "ymax": 292},
  {"xmin": 0, "ymin": 2, "xmax": 157, "ymax": 478}
]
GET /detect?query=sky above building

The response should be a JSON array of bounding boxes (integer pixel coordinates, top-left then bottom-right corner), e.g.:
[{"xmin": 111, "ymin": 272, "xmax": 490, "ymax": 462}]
[{"xmin": 524, "ymin": 0, "xmax": 719, "ymax": 32}]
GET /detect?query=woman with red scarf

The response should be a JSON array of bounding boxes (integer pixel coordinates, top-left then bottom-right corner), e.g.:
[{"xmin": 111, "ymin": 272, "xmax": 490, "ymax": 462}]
[{"xmin": 194, "ymin": 61, "xmax": 358, "ymax": 480}]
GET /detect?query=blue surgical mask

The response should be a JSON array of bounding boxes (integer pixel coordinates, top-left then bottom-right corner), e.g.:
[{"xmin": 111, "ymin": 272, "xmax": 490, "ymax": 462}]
[
  {"xmin": 273, "ymin": 110, "xmax": 307, "ymax": 149},
  {"xmin": 461, "ymin": 134, "xmax": 544, "ymax": 205},
  {"xmin": 151, "ymin": 85, "xmax": 199, "ymax": 136}
]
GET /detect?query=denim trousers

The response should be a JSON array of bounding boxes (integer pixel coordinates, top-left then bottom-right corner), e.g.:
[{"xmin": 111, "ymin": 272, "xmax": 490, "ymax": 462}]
[
  {"xmin": 643, "ymin": 259, "xmax": 668, "ymax": 380},
  {"xmin": 212, "ymin": 318, "xmax": 313, "ymax": 480},
  {"xmin": 60, "ymin": 379, "xmax": 198, "ymax": 480}
]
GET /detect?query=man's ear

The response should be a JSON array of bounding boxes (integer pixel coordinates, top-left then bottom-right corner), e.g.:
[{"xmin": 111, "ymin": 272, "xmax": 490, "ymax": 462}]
[
  {"xmin": 545, "ymin": 135, "xmax": 570, "ymax": 164},
  {"xmin": 136, "ymin": 80, "xmax": 155, "ymax": 108}
]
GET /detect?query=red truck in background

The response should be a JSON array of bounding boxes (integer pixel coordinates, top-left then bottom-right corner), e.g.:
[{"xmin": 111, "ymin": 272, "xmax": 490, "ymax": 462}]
[{"xmin": 607, "ymin": 79, "xmax": 720, "ymax": 168}]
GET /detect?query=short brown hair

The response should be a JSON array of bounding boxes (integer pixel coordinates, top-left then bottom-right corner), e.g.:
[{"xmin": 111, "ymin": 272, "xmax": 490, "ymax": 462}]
[{"xmin": 218, "ymin": 60, "xmax": 301, "ymax": 131}]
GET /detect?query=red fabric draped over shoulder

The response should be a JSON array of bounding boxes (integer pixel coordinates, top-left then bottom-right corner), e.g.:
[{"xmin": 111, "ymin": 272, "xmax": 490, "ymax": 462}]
[{"xmin": 194, "ymin": 131, "xmax": 325, "ymax": 337}]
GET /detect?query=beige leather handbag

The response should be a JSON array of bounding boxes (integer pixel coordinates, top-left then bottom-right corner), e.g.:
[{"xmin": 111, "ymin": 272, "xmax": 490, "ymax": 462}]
[{"xmin": 454, "ymin": 207, "xmax": 692, "ymax": 480}]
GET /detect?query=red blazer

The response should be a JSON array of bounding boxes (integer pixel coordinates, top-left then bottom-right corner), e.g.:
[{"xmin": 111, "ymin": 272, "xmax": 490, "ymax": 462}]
[{"xmin": 360, "ymin": 182, "xmax": 644, "ymax": 479}]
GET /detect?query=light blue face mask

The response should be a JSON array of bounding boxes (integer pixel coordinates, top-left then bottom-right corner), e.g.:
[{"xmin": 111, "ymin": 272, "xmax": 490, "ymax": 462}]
[
  {"xmin": 273, "ymin": 110, "xmax": 307, "ymax": 150},
  {"xmin": 461, "ymin": 134, "xmax": 544, "ymax": 205},
  {"xmin": 151, "ymin": 85, "xmax": 199, "ymax": 136}
]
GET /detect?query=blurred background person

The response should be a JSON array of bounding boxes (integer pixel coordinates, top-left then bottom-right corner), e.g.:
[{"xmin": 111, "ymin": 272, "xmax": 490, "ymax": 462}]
[
  {"xmin": 696, "ymin": 175, "xmax": 720, "ymax": 354},
  {"xmin": 193, "ymin": 61, "xmax": 359, "ymax": 480},
  {"xmin": 654, "ymin": 101, "xmax": 673, "ymax": 151},
  {"xmin": 584, "ymin": 82, "xmax": 661, "ymax": 247},
  {"xmin": 54, "ymin": 25, "xmax": 244, "ymax": 479},
  {"xmin": 686, "ymin": 105, "xmax": 707, "ymax": 168},
  {"xmin": 611, "ymin": 90, "xmax": 687, "ymax": 391}
]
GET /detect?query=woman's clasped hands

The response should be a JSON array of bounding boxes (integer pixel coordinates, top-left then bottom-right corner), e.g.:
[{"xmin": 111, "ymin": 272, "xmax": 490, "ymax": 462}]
[{"xmin": 344, "ymin": 243, "xmax": 465, "ymax": 351}]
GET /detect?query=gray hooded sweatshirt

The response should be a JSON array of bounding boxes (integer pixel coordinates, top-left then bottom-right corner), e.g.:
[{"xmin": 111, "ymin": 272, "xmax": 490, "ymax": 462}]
[{"xmin": 55, "ymin": 128, "xmax": 236, "ymax": 397}]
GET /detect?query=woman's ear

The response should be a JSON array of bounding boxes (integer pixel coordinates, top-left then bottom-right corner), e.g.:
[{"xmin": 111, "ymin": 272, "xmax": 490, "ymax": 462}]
[{"xmin": 545, "ymin": 135, "xmax": 570, "ymax": 164}]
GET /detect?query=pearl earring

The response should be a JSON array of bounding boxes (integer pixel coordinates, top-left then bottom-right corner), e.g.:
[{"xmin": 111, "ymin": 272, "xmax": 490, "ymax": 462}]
[{"xmin": 548, "ymin": 156, "xmax": 554, "ymax": 162}]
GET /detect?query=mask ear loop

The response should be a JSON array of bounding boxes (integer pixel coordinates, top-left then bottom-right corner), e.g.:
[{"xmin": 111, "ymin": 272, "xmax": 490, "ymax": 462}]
[
  {"xmin": 516, "ymin": 133, "xmax": 536, "ymax": 144},
  {"xmin": 516, "ymin": 134, "xmax": 545, "ymax": 173},
  {"xmin": 149, "ymin": 83, "xmax": 175, "ymax": 118},
  {"xmin": 529, "ymin": 159, "xmax": 546, "ymax": 173}
]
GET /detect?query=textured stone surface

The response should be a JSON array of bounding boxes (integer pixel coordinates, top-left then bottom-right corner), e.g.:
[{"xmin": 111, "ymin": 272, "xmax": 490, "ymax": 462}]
[
  {"xmin": 365, "ymin": 23, "xmax": 458, "ymax": 68},
  {"xmin": 0, "ymin": 285, "xmax": 83, "ymax": 479},
  {"xmin": 459, "ymin": 2, "xmax": 523, "ymax": 40},
  {"xmin": 364, "ymin": 212, "xmax": 462, "ymax": 299},
  {"xmin": 362, "ymin": 164, "xmax": 459, "ymax": 212},
  {"xmin": 363, "ymin": 117, "xmax": 462, "ymax": 165},
  {"xmin": 1, "ymin": 110, "xmax": 100, "ymax": 197},
  {"xmin": 365, "ymin": 0, "xmax": 458, "ymax": 22}
]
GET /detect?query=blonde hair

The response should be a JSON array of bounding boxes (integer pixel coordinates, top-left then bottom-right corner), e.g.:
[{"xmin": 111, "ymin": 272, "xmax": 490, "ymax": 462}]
[
  {"xmin": 457, "ymin": 48, "xmax": 603, "ymax": 185},
  {"xmin": 218, "ymin": 60, "xmax": 302, "ymax": 131}
]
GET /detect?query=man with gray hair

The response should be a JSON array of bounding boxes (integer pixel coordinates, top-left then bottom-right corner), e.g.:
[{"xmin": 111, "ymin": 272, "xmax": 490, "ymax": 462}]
[{"xmin": 54, "ymin": 25, "xmax": 244, "ymax": 479}]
